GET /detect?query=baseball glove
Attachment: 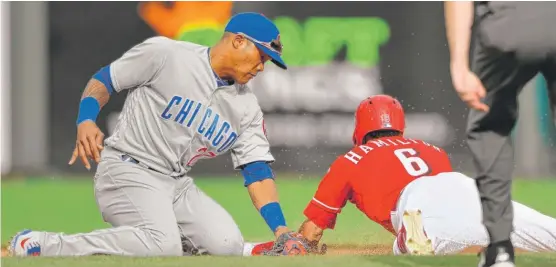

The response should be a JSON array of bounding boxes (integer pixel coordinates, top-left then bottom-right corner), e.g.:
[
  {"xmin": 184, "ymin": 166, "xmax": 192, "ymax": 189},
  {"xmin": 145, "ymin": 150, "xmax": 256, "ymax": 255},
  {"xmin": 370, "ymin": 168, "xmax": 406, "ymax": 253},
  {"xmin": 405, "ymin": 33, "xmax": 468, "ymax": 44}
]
[{"xmin": 262, "ymin": 232, "xmax": 327, "ymax": 256}]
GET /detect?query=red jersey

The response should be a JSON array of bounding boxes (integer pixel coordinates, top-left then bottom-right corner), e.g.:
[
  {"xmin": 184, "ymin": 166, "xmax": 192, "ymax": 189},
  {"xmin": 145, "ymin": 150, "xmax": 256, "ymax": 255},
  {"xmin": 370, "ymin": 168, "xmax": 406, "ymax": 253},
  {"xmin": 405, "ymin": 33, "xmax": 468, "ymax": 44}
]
[{"xmin": 303, "ymin": 136, "xmax": 453, "ymax": 234}]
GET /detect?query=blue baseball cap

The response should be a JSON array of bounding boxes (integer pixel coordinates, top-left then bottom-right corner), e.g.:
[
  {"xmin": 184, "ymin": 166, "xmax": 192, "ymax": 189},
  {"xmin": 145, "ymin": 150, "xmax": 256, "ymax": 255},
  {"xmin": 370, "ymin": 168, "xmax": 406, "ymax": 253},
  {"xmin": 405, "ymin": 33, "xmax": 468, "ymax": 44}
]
[{"xmin": 224, "ymin": 12, "xmax": 287, "ymax": 70}]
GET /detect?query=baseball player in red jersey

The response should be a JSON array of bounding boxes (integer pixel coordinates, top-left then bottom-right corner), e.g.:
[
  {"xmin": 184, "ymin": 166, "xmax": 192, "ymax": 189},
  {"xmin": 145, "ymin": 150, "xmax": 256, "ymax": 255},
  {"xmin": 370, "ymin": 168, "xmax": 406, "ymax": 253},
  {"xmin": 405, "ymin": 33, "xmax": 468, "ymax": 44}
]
[{"xmin": 252, "ymin": 94, "xmax": 556, "ymax": 256}]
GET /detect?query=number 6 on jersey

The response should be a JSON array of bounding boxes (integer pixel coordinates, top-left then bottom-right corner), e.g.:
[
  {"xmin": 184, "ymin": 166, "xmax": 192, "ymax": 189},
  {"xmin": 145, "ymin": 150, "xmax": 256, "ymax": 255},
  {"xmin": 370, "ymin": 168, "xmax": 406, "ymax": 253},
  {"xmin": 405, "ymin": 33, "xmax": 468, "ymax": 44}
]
[{"xmin": 394, "ymin": 148, "xmax": 430, "ymax": 177}]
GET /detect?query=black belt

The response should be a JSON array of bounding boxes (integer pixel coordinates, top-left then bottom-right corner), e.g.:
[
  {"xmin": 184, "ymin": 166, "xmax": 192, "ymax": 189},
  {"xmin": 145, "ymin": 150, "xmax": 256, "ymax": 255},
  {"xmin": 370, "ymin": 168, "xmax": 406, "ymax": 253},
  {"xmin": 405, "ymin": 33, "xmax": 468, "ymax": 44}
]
[
  {"xmin": 121, "ymin": 154, "xmax": 155, "ymax": 171},
  {"xmin": 120, "ymin": 154, "xmax": 186, "ymax": 178}
]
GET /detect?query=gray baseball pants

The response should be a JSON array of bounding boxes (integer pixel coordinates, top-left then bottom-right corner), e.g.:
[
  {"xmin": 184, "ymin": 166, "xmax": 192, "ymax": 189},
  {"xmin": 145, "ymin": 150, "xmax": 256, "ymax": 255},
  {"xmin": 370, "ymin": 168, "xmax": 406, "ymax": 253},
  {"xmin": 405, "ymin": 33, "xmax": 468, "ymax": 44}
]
[
  {"xmin": 468, "ymin": 2, "xmax": 556, "ymax": 244},
  {"xmin": 37, "ymin": 147, "xmax": 244, "ymax": 256}
]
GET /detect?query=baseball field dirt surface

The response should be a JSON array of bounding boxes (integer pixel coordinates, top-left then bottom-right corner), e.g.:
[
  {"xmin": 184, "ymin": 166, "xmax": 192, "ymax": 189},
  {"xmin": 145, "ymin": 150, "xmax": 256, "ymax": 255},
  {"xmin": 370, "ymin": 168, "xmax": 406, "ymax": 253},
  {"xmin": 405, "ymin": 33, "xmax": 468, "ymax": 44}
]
[{"xmin": 2, "ymin": 176, "xmax": 556, "ymax": 267}]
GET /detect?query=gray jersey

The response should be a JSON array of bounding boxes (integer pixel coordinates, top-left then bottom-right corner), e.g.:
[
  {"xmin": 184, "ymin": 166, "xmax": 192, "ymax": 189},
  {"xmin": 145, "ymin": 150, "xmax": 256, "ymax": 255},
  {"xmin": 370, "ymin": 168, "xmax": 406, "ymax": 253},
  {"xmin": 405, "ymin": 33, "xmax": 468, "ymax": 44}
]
[{"xmin": 105, "ymin": 36, "xmax": 274, "ymax": 177}]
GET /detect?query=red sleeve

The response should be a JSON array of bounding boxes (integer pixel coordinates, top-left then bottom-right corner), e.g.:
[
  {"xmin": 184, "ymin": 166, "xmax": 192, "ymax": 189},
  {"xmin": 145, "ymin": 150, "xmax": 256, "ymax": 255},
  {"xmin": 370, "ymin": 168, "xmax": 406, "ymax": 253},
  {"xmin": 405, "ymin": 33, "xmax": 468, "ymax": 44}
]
[{"xmin": 303, "ymin": 158, "xmax": 352, "ymax": 230}]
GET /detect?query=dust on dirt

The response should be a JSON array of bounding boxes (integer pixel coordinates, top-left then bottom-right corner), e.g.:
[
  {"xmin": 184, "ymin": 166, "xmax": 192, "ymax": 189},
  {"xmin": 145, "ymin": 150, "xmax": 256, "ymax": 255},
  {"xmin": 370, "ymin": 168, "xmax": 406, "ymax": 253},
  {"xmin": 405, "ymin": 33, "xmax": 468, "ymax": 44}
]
[
  {"xmin": 324, "ymin": 243, "xmax": 393, "ymax": 255},
  {"xmin": 323, "ymin": 244, "xmax": 529, "ymax": 256}
]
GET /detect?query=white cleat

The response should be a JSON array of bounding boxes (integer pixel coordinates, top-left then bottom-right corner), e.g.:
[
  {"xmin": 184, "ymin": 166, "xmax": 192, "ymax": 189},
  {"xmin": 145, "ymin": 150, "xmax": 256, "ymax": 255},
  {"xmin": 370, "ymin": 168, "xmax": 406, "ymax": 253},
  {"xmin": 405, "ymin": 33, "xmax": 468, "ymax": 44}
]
[
  {"xmin": 478, "ymin": 245, "xmax": 516, "ymax": 267},
  {"xmin": 399, "ymin": 210, "xmax": 434, "ymax": 255},
  {"xmin": 478, "ymin": 252, "xmax": 516, "ymax": 267},
  {"xmin": 8, "ymin": 229, "xmax": 42, "ymax": 257}
]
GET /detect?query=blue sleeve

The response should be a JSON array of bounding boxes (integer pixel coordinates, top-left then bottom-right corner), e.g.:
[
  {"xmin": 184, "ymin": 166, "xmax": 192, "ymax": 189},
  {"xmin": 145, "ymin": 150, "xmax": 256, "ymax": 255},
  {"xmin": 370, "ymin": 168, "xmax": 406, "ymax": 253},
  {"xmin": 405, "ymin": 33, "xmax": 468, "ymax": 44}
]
[
  {"xmin": 241, "ymin": 161, "xmax": 275, "ymax": 187},
  {"xmin": 92, "ymin": 65, "xmax": 115, "ymax": 95}
]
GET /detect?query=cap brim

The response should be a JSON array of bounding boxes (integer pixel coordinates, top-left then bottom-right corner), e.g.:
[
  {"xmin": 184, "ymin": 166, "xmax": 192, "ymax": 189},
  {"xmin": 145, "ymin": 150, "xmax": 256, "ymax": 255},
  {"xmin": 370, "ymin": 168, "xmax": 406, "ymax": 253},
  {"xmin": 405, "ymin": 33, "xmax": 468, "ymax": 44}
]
[{"xmin": 255, "ymin": 43, "xmax": 287, "ymax": 70}]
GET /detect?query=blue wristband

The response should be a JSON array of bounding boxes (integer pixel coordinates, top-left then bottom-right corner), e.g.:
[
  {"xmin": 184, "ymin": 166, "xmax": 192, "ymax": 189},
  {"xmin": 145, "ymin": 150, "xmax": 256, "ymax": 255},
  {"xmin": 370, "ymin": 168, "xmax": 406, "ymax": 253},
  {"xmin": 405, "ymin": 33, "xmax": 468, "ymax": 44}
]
[
  {"xmin": 76, "ymin": 97, "xmax": 101, "ymax": 125},
  {"xmin": 260, "ymin": 202, "xmax": 286, "ymax": 233}
]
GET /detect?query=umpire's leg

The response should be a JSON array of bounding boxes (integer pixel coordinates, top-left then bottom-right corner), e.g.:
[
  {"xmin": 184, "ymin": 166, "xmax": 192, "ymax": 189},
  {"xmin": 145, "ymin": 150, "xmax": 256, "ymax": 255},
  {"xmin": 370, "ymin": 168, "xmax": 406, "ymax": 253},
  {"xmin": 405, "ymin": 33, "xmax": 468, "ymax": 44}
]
[
  {"xmin": 466, "ymin": 38, "xmax": 539, "ymax": 244},
  {"xmin": 541, "ymin": 58, "xmax": 556, "ymax": 134}
]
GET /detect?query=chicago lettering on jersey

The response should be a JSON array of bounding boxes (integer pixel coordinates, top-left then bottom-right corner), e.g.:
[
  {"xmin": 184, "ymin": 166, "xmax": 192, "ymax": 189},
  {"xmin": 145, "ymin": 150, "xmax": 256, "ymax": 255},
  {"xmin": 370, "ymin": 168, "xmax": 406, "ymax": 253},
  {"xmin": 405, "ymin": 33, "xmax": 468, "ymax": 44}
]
[{"xmin": 160, "ymin": 95, "xmax": 238, "ymax": 153}]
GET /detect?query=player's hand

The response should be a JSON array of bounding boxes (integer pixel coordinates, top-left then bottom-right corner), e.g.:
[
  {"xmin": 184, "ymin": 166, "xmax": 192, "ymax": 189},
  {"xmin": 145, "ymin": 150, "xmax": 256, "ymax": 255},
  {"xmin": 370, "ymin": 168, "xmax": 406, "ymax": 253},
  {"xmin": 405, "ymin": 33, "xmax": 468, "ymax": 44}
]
[
  {"xmin": 450, "ymin": 65, "xmax": 490, "ymax": 112},
  {"xmin": 69, "ymin": 120, "xmax": 105, "ymax": 170},
  {"xmin": 274, "ymin": 226, "xmax": 290, "ymax": 239}
]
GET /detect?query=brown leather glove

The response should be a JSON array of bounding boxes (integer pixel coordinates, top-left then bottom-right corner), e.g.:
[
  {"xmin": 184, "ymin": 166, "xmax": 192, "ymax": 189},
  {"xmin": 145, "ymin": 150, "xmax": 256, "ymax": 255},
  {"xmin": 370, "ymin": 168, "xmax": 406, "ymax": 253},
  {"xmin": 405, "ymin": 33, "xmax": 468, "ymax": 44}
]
[{"xmin": 262, "ymin": 232, "xmax": 327, "ymax": 256}]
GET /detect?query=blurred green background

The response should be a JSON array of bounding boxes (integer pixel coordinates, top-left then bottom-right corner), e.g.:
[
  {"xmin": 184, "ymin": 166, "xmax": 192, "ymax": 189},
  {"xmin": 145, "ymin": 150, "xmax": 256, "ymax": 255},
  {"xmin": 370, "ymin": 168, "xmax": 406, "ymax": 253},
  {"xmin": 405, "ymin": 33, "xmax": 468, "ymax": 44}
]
[{"xmin": 3, "ymin": 176, "xmax": 556, "ymax": 245}]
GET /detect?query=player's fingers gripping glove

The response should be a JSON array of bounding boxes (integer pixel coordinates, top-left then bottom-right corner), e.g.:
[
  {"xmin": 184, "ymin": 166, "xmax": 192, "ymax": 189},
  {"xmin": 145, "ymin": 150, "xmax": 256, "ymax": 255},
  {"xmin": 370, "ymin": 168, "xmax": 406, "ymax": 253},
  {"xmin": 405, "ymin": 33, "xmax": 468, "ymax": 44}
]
[{"xmin": 262, "ymin": 232, "xmax": 327, "ymax": 256}]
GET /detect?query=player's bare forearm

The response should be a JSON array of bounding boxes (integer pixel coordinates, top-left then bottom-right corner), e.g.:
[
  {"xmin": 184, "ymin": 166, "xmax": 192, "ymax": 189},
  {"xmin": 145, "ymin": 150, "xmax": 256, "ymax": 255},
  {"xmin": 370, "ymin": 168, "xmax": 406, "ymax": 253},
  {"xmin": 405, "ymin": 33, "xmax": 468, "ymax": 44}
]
[
  {"xmin": 69, "ymin": 78, "xmax": 111, "ymax": 169},
  {"xmin": 81, "ymin": 78, "xmax": 111, "ymax": 108},
  {"xmin": 247, "ymin": 179, "xmax": 289, "ymax": 236},
  {"xmin": 247, "ymin": 179, "xmax": 278, "ymax": 209},
  {"xmin": 298, "ymin": 219, "xmax": 324, "ymax": 245},
  {"xmin": 444, "ymin": 1, "xmax": 474, "ymax": 69}
]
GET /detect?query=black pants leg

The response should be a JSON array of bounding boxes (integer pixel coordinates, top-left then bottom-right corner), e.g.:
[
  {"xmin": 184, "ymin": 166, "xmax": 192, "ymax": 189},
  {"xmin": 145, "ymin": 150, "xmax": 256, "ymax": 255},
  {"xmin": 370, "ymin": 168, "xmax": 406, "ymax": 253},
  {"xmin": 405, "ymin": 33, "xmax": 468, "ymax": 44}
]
[
  {"xmin": 467, "ymin": 29, "xmax": 540, "ymax": 245},
  {"xmin": 541, "ymin": 59, "xmax": 556, "ymax": 124}
]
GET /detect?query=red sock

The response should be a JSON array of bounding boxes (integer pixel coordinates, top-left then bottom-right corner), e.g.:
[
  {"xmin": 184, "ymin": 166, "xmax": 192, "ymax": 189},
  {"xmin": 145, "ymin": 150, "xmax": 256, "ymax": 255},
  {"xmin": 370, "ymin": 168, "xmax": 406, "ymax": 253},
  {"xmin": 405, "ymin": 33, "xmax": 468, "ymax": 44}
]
[
  {"xmin": 251, "ymin": 241, "xmax": 275, "ymax": 255},
  {"xmin": 396, "ymin": 226, "xmax": 408, "ymax": 254}
]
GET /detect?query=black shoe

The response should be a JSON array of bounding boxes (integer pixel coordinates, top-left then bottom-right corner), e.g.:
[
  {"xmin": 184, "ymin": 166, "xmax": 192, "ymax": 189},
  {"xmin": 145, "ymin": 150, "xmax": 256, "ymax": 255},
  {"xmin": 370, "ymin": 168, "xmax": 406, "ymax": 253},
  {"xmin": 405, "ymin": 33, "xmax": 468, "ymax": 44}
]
[{"xmin": 478, "ymin": 240, "xmax": 516, "ymax": 267}]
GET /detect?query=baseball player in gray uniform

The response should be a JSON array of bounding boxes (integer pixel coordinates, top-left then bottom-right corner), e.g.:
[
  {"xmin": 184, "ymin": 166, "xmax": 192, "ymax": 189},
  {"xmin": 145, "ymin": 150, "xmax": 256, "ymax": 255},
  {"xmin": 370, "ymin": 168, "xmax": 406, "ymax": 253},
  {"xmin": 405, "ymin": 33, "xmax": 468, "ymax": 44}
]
[{"xmin": 9, "ymin": 12, "xmax": 294, "ymax": 257}]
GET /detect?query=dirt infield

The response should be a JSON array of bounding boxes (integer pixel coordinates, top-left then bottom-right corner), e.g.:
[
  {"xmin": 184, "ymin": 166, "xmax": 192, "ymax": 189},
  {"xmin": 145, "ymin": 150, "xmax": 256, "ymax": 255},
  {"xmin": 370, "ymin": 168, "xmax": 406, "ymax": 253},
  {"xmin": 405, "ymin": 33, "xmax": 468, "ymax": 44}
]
[
  {"xmin": 0, "ymin": 243, "xmax": 501, "ymax": 257},
  {"xmin": 0, "ymin": 245, "xmax": 392, "ymax": 257},
  {"xmin": 324, "ymin": 244, "xmax": 497, "ymax": 256},
  {"xmin": 325, "ymin": 244, "xmax": 393, "ymax": 255}
]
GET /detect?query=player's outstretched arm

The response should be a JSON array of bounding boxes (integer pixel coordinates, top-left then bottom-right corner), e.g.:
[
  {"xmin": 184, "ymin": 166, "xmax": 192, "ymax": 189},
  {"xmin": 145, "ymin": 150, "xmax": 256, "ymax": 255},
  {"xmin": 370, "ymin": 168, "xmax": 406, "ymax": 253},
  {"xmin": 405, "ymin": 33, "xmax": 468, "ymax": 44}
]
[
  {"xmin": 245, "ymin": 173, "xmax": 290, "ymax": 238},
  {"xmin": 232, "ymin": 107, "xmax": 289, "ymax": 238},
  {"xmin": 300, "ymin": 157, "xmax": 352, "ymax": 243},
  {"xmin": 262, "ymin": 159, "xmax": 352, "ymax": 256}
]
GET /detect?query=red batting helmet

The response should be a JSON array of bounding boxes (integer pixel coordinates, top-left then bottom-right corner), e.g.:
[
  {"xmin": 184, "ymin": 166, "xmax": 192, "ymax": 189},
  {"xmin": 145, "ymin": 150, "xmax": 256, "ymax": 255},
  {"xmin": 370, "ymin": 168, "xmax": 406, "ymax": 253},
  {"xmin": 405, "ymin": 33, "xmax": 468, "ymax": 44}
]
[{"xmin": 352, "ymin": 94, "xmax": 405, "ymax": 146}]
